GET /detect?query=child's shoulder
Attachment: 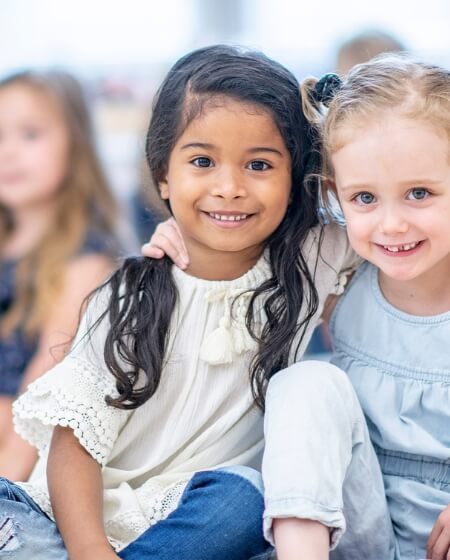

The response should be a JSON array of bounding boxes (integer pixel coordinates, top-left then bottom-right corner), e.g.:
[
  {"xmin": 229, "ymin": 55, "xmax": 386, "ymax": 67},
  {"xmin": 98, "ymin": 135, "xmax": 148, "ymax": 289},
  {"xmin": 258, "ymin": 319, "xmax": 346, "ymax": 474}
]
[{"xmin": 303, "ymin": 221, "xmax": 356, "ymax": 268}]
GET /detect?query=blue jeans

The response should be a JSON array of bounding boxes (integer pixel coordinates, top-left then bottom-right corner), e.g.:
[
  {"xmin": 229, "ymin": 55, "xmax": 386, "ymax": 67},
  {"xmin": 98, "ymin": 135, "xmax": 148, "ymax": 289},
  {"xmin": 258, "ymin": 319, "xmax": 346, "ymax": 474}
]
[{"xmin": 0, "ymin": 466, "xmax": 270, "ymax": 559}]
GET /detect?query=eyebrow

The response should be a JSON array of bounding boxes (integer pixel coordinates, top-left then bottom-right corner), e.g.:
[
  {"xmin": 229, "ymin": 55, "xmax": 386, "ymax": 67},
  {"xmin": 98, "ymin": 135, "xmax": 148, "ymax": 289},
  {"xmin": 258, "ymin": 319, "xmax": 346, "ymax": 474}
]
[
  {"xmin": 339, "ymin": 178, "xmax": 443, "ymax": 191},
  {"xmin": 179, "ymin": 142, "xmax": 284, "ymax": 156}
]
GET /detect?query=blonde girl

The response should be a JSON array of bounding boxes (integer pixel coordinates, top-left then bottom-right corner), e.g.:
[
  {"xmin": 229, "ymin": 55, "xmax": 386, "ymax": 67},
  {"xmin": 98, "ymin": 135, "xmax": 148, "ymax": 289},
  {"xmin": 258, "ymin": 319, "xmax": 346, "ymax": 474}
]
[
  {"xmin": 0, "ymin": 70, "xmax": 119, "ymax": 480},
  {"xmin": 262, "ymin": 56, "xmax": 450, "ymax": 560}
]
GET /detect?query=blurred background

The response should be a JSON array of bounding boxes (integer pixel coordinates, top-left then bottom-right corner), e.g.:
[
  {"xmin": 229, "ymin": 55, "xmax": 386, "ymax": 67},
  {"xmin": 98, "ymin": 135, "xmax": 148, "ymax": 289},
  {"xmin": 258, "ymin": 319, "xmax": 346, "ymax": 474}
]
[{"xmin": 2, "ymin": 0, "xmax": 448, "ymax": 240}]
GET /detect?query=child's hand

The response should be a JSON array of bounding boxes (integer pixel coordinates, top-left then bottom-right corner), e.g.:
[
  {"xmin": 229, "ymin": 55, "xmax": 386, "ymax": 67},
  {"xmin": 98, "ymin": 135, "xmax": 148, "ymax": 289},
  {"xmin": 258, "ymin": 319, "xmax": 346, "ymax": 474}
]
[
  {"xmin": 427, "ymin": 504, "xmax": 450, "ymax": 559},
  {"xmin": 141, "ymin": 218, "xmax": 189, "ymax": 269}
]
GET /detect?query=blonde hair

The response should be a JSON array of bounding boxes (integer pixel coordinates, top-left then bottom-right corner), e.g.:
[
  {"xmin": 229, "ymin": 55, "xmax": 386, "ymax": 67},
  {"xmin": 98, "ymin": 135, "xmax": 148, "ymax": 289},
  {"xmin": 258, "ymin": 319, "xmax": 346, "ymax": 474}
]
[
  {"xmin": 0, "ymin": 70, "xmax": 118, "ymax": 336},
  {"xmin": 301, "ymin": 54, "xmax": 450, "ymax": 215}
]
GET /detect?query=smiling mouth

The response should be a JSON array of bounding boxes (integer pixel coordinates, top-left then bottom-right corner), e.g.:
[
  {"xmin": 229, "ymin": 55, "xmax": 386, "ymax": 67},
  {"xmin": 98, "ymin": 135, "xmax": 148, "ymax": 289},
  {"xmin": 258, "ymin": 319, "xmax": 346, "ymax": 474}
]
[
  {"xmin": 378, "ymin": 241, "xmax": 423, "ymax": 253},
  {"xmin": 207, "ymin": 212, "xmax": 249, "ymax": 222}
]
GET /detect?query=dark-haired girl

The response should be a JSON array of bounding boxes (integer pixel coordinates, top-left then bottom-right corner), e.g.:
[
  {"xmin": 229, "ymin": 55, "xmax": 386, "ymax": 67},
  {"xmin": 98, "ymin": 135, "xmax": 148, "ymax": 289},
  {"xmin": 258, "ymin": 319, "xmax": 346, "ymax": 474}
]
[{"xmin": 1, "ymin": 45, "xmax": 354, "ymax": 560}]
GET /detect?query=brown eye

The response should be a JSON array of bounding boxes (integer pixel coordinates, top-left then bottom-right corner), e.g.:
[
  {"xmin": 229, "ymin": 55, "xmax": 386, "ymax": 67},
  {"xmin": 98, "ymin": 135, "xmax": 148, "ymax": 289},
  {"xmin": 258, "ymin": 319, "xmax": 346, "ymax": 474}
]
[
  {"xmin": 248, "ymin": 160, "xmax": 270, "ymax": 171},
  {"xmin": 192, "ymin": 157, "xmax": 213, "ymax": 168}
]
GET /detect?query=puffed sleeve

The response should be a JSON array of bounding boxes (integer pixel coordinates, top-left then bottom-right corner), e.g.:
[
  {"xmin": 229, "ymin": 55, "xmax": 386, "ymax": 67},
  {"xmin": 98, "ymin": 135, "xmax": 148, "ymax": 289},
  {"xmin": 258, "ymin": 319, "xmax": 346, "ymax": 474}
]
[{"xmin": 13, "ymin": 287, "xmax": 132, "ymax": 466}]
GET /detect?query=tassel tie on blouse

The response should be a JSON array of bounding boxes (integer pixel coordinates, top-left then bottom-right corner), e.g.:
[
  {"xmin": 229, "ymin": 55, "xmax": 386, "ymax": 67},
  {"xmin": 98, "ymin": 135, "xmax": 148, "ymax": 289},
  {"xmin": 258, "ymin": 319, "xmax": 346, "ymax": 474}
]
[{"xmin": 200, "ymin": 288, "xmax": 258, "ymax": 365}]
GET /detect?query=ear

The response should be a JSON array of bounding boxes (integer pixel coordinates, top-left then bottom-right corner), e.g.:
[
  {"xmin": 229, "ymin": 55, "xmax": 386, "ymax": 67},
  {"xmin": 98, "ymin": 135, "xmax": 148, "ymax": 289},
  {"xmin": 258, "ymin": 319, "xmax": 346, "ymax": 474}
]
[
  {"xmin": 323, "ymin": 178, "xmax": 338, "ymax": 199},
  {"xmin": 158, "ymin": 179, "xmax": 169, "ymax": 200}
]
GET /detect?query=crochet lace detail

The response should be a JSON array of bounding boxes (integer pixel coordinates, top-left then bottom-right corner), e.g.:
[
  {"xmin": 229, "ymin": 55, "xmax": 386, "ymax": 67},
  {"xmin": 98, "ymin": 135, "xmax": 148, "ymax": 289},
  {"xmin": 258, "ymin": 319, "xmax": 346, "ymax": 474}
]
[
  {"xmin": 19, "ymin": 478, "xmax": 189, "ymax": 552},
  {"xmin": 105, "ymin": 479, "xmax": 189, "ymax": 550},
  {"xmin": 13, "ymin": 356, "xmax": 129, "ymax": 465}
]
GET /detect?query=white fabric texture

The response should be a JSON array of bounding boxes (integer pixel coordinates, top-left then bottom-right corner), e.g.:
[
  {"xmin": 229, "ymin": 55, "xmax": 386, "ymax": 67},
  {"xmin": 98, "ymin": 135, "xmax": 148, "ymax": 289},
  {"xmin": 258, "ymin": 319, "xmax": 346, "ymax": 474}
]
[{"xmin": 12, "ymin": 222, "xmax": 355, "ymax": 552}]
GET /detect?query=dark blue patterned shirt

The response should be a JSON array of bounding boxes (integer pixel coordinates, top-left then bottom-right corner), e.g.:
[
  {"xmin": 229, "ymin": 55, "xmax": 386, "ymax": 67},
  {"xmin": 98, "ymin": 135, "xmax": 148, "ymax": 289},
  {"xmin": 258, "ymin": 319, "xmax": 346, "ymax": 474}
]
[{"xmin": 0, "ymin": 230, "xmax": 117, "ymax": 396}]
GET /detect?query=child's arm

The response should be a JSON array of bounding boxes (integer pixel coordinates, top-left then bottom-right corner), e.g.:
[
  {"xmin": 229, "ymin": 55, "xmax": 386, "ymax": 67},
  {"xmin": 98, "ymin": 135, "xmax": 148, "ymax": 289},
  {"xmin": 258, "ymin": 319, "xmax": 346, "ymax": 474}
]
[
  {"xmin": 47, "ymin": 426, "xmax": 120, "ymax": 560},
  {"xmin": 0, "ymin": 254, "xmax": 112, "ymax": 481},
  {"xmin": 273, "ymin": 518, "xmax": 330, "ymax": 560},
  {"xmin": 141, "ymin": 217, "xmax": 189, "ymax": 269}
]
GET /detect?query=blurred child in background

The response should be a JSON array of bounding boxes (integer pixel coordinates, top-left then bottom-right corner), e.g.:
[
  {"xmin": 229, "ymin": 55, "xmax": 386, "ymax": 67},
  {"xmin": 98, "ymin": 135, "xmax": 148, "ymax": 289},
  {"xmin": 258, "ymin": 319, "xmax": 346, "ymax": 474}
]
[
  {"xmin": 0, "ymin": 70, "xmax": 120, "ymax": 480},
  {"xmin": 335, "ymin": 28, "xmax": 405, "ymax": 75}
]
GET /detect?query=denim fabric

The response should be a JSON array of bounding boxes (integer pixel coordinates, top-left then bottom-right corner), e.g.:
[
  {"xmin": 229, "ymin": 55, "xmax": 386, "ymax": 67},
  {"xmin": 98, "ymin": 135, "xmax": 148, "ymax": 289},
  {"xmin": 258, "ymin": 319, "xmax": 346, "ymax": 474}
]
[
  {"xmin": 0, "ymin": 466, "xmax": 269, "ymax": 559},
  {"xmin": 0, "ymin": 478, "xmax": 67, "ymax": 559},
  {"xmin": 331, "ymin": 261, "xmax": 450, "ymax": 559},
  {"xmin": 262, "ymin": 361, "xmax": 396, "ymax": 560}
]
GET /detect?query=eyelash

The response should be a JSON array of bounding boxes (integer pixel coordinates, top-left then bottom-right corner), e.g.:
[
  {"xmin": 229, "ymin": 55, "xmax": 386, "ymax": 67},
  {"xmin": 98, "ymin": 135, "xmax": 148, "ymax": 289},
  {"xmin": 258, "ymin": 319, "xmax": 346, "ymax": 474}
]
[
  {"xmin": 351, "ymin": 187, "xmax": 432, "ymax": 205},
  {"xmin": 352, "ymin": 192, "xmax": 375, "ymax": 205},
  {"xmin": 190, "ymin": 157, "xmax": 272, "ymax": 171},
  {"xmin": 406, "ymin": 187, "xmax": 430, "ymax": 200}
]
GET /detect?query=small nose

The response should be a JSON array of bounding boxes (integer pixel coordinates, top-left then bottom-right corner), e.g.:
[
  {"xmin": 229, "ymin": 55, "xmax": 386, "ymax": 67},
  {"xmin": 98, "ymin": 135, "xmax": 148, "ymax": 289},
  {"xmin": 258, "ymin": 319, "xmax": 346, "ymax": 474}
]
[
  {"xmin": 378, "ymin": 204, "xmax": 409, "ymax": 235},
  {"xmin": 211, "ymin": 168, "xmax": 247, "ymax": 199}
]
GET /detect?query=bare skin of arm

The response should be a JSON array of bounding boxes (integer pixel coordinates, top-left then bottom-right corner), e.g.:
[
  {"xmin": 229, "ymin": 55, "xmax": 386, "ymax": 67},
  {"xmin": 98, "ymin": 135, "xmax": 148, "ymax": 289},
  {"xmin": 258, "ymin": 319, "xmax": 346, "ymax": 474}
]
[
  {"xmin": 48, "ymin": 426, "xmax": 120, "ymax": 560},
  {"xmin": 273, "ymin": 518, "xmax": 330, "ymax": 560},
  {"xmin": 0, "ymin": 254, "xmax": 113, "ymax": 481}
]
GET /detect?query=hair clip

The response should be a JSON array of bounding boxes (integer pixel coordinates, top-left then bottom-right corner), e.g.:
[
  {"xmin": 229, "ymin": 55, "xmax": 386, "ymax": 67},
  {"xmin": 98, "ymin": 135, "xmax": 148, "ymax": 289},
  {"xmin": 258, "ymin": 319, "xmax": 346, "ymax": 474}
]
[{"xmin": 314, "ymin": 73, "xmax": 343, "ymax": 106}]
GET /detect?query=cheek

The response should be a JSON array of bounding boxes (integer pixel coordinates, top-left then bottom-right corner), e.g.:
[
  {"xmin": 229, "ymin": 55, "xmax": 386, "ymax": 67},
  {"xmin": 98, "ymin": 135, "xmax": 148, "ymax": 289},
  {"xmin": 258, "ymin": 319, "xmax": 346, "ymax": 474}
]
[
  {"xmin": 345, "ymin": 215, "xmax": 372, "ymax": 245},
  {"xmin": 34, "ymin": 137, "xmax": 69, "ymax": 184}
]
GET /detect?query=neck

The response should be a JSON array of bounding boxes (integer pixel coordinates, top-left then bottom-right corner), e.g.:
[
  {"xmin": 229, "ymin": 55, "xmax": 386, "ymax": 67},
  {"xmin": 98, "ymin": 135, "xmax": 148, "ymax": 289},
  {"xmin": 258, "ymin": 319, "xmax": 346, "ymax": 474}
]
[
  {"xmin": 2, "ymin": 201, "xmax": 58, "ymax": 259},
  {"xmin": 378, "ymin": 260, "xmax": 450, "ymax": 316},
  {"xmin": 185, "ymin": 244, "xmax": 264, "ymax": 281}
]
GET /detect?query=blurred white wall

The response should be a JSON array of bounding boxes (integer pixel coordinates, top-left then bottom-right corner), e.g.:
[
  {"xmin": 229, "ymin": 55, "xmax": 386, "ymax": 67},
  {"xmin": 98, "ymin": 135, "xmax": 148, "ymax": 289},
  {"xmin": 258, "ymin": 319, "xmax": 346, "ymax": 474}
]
[{"xmin": 1, "ymin": 0, "xmax": 448, "ymax": 204}]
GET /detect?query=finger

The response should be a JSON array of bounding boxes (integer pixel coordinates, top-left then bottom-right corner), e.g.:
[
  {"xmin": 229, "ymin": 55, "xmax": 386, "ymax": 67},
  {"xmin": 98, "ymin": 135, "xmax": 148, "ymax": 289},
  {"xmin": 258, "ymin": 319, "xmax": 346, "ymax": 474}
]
[
  {"xmin": 162, "ymin": 218, "xmax": 189, "ymax": 263},
  {"xmin": 167, "ymin": 217, "xmax": 189, "ymax": 259},
  {"xmin": 428, "ymin": 518, "xmax": 444, "ymax": 558},
  {"xmin": 147, "ymin": 220, "xmax": 189, "ymax": 265},
  {"xmin": 141, "ymin": 244, "xmax": 164, "ymax": 259},
  {"xmin": 428, "ymin": 527, "xmax": 450, "ymax": 560},
  {"xmin": 144, "ymin": 233, "xmax": 188, "ymax": 269}
]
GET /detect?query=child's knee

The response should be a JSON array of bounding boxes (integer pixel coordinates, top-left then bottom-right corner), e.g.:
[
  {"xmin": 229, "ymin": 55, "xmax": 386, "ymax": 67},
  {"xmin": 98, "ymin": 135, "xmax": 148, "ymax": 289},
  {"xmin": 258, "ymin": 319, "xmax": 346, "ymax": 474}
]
[{"xmin": 267, "ymin": 361, "xmax": 353, "ymax": 406}]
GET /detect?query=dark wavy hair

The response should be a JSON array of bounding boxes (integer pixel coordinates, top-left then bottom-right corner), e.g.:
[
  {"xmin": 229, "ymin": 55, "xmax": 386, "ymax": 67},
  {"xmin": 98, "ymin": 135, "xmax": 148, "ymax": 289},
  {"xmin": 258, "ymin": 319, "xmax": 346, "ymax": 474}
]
[{"xmin": 95, "ymin": 45, "xmax": 322, "ymax": 410}]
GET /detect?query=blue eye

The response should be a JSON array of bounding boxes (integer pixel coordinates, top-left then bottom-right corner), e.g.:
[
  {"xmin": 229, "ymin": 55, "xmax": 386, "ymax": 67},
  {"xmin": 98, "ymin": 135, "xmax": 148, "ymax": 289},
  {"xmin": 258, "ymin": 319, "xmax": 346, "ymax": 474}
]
[
  {"xmin": 407, "ymin": 187, "xmax": 429, "ymax": 200},
  {"xmin": 192, "ymin": 157, "xmax": 213, "ymax": 168},
  {"xmin": 355, "ymin": 192, "xmax": 375, "ymax": 205},
  {"xmin": 248, "ymin": 160, "xmax": 270, "ymax": 171}
]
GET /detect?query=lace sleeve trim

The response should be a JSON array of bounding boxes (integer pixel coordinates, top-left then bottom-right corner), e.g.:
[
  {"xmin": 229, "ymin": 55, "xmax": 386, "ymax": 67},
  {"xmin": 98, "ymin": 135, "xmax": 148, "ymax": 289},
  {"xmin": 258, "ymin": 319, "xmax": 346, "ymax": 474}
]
[{"xmin": 13, "ymin": 356, "xmax": 129, "ymax": 465}]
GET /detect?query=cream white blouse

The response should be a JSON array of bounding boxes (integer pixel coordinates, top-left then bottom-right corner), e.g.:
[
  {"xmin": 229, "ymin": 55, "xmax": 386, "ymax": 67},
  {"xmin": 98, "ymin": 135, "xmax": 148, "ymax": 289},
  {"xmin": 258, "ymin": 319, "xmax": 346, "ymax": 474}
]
[{"xmin": 13, "ymin": 222, "xmax": 357, "ymax": 551}]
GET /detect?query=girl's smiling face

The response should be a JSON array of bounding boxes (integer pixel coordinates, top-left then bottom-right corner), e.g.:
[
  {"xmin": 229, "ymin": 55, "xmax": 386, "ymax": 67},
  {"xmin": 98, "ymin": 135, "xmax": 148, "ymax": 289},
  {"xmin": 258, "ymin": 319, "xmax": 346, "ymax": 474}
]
[
  {"xmin": 332, "ymin": 114, "xmax": 450, "ymax": 288},
  {"xmin": 0, "ymin": 84, "xmax": 70, "ymax": 212},
  {"xmin": 159, "ymin": 97, "xmax": 292, "ymax": 279}
]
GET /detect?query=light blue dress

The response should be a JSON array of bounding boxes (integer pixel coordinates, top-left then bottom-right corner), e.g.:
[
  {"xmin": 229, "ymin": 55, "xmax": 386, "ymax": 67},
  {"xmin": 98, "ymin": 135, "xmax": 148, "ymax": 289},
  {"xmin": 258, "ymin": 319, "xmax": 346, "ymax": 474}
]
[{"xmin": 331, "ymin": 261, "xmax": 450, "ymax": 559}]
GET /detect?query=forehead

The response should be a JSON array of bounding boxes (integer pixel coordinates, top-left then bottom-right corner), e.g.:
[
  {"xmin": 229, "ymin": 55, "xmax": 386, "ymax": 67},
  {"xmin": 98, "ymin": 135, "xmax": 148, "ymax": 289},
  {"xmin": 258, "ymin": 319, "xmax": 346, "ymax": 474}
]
[
  {"xmin": 177, "ymin": 96, "xmax": 284, "ymax": 146},
  {"xmin": 332, "ymin": 114, "xmax": 450, "ymax": 184},
  {"xmin": 0, "ymin": 83, "xmax": 63, "ymax": 122}
]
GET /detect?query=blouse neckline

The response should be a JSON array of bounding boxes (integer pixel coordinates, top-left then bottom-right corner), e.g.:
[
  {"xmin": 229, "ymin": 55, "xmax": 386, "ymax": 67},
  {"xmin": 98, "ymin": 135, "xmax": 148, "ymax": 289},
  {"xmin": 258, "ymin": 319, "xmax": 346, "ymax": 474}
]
[
  {"xmin": 370, "ymin": 263, "xmax": 450, "ymax": 324},
  {"xmin": 171, "ymin": 250, "xmax": 271, "ymax": 291}
]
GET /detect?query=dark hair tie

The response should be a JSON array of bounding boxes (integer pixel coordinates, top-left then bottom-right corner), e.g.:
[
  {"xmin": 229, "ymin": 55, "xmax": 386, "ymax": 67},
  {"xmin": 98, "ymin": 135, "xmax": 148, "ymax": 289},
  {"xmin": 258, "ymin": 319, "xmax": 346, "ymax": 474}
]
[{"xmin": 314, "ymin": 73, "xmax": 342, "ymax": 106}]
